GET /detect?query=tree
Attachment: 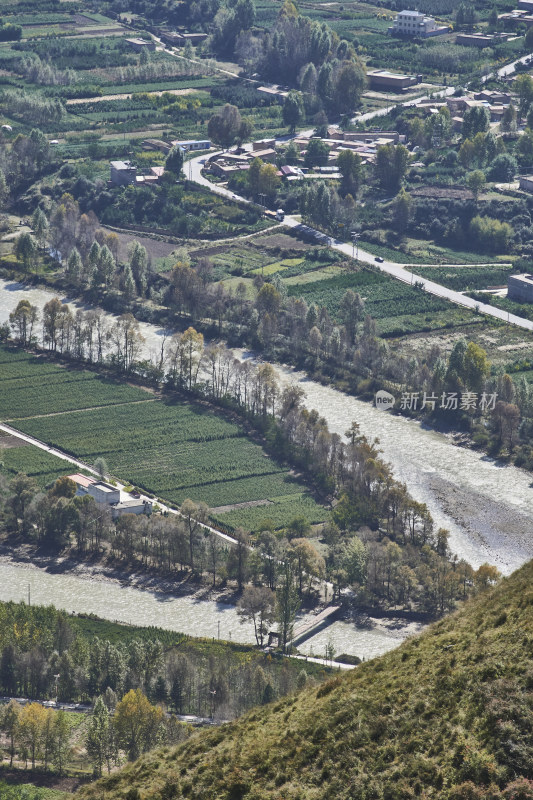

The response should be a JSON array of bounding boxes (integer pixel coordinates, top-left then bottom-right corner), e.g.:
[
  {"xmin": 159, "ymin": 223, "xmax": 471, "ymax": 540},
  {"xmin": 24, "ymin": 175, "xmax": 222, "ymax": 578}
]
[
  {"xmin": 122, "ymin": 265, "xmax": 136, "ymax": 300},
  {"xmin": 332, "ymin": 60, "xmax": 366, "ymax": 115},
  {"xmin": 228, "ymin": 526, "xmax": 250, "ymax": 591},
  {"xmin": 97, "ymin": 244, "xmax": 115, "ymax": 287},
  {"xmin": 375, "ymin": 144, "xmax": 409, "ymax": 192},
  {"xmin": 18, "ymin": 702, "xmax": 47, "ymax": 768},
  {"xmin": 113, "ymin": 689, "xmax": 163, "ymax": 762},
  {"xmin": 52, "ymin": 710, "xmax": 71, "ymax": 774},
  {"xmin": 165, "ymin": 145, "xmax": 184, "ymax": 177},
  {"xmin": 343, "ymin": 535, "xmax": 367, "ymax": 585},
  {"xmin": 337, "ymin": 149, "xmax": 363, "ymax": 197},
  {"xmin": 489, "ymin": 153, "xmax": 518, "ymax": 183},
  {"xmin": 502, "ymin": 103, "xmax": 517, "ymax": 133},
  {"xmin": 1, "ymin": 700, "xmax": 20, "ymax": 766},
  {"xmin": 459, "ymin": 139, "xmax": 475, "ymax": 169},
  {"xmin": 282, "ymin": 91, "xmax": 304, "ymax": 134},
  {"xmin": 304, "ymin": 138, "xmax": 330, "ymax": 168},
  {"xmin": 248, "ymin": 157, "xmax": 263, "ymax": 196},
  {"xmin": 466, "ymin": 170, "xmax": 486, "ymax": 203},
  {"xmin": 49, "ymin": 476, "xmax": 77, "ymax": 499},
  {"xmin": 462, "ymin": 106, "xmax": 489, "ymax": 139},
  {"xmin": 208, "ymin": 104, "xmax": 244, "ymax": 148},
  {"xmin": 256, "ymin": 283, "xmax": 281, "ymax": 315},
  {"xmin": 276, "ymin": 563, "xmax": 300, "ymax": 652},
  {"xmin": 9, "ymin": 299, "xmax": 38, "ymax": 345},
  {"xmin": 14, "ymin": 232, "xmax": 38, "ymax": 273},
  {"xmin": 237, "ymin": 586, "xmax": 275, "ymax": 646},
  {"xmin": 392, "ymin": 188, "xmax": 413, "ymax": 233},
  {"xmin": 32, "ymin": 207, "xmax": 48, "ymax": 249},
  {"xmin": 463, "ymin": 342, "xmax": 490, "ymax": 392},
  {"xmin": 474, "ymin": 563, "xmax": 500, "ymax": 590},
  {"xmin": 515, "ymin": 73, "xmax": 533, "ymax": 119},
  {"xmin": 179, "ymin": 326, "xmax": 204, "ymax": 390},
  {"xmin": 287, "ymin": 538, "xmax": 325, "ymax": 596},
  {"xmin": 66, "ymin": 247, "xmax": 82, "ymax": 282},
  {"xmin": 9, "ymin": 473, "xmax": 38, "ymax": 534},
  {"xmin": 340, "ymin": 289, "xmax": 364, "ymax": 343},
  {"xmin": 469, "ymin": 215, "xmax": 513, "ymax": 253},
  {"xmin": 128, "ymin": 241, "xmax": 148, "ymax": 294},
  {"xmin": 180, "ymin": 499, "xmax": 208, "ymax": 570},
  {"xmin": 94, "ymin": 457, "xmax": 108, "ymax": 479},
  {"xmin": 258, "ymin": 163, "xmax": 281, "ymax": 197}
]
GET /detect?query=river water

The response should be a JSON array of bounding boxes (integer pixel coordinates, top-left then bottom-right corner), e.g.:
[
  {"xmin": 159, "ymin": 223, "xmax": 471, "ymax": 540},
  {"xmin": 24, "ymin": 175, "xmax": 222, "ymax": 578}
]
[{"xmin": 1, "ymin": 278, "xmax": 532, "ymax": 657}]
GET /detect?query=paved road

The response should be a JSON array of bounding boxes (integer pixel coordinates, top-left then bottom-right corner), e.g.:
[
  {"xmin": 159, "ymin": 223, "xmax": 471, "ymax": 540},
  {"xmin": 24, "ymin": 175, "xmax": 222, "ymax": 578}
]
[
  {"xmin": 483, "ymin": 50, "xmax": 533, "ymax": 82},
  {"xmin": 187, "ymin": 153, "xmax": 533, "ymax": 332},
  {"xmin": 285, "ymin": 219, "xmax": 533, "ymax": 331},
  {"xmin": 0, "ymin": 422, "xmax": 240, "ymax": 547}
]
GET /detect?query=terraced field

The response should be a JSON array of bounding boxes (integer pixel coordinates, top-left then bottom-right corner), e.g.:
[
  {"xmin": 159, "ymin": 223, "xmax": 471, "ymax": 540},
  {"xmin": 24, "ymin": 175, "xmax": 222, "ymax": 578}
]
[{"xmin": 0, "ymin": 348, "xmax": 328, "ymax": 531}]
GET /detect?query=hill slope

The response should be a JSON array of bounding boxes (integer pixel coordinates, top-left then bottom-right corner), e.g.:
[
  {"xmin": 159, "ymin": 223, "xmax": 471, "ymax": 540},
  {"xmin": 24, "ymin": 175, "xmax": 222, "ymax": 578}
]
[{"xmin": 78, "ymin": 562, "xmax": 533, "ymax": 800}]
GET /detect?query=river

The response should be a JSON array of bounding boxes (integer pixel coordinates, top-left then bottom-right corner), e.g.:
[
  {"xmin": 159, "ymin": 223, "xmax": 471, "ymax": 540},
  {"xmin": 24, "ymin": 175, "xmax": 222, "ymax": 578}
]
[
  {"xmin": 0, "ymin": 278, "xmax": 532, "ymax": 658},
  {"xmin": 1, "ymin": 278, "xmax": 532, "ymax": 577}
]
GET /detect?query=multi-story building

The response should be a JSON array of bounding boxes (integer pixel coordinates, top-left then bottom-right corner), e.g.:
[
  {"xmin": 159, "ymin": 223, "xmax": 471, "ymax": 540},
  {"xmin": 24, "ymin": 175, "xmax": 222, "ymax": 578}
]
[{"xmin": 389, "ymin": 10, "xmax": 449, "ymax": 38}]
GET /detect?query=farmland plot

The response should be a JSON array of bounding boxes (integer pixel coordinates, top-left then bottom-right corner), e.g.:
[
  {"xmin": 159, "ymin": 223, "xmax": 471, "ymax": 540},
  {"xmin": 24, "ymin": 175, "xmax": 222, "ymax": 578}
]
[{"xmin": 0, "ymin": 348, "xmax": 327, "ymax": 530}]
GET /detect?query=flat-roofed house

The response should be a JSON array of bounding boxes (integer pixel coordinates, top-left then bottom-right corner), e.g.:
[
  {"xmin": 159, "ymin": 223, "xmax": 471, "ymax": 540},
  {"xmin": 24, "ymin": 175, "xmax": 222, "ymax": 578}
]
[
  {"xmin": 110, "ymin": 160, "xmax": 137, "ymax": 186},
  {"xmin": 388, "ymin": 10, "xmax": 449, "ymax": 37},
  {"xmin": 508, "ymin": 273, "xmax": 533, "ymax": 303},
  {"xmin": 68, "ymin": 473, "xmax": 120, "ymax": 505},
  {"xmin": 111, "ymin": 499, "xmax": 153, "ymax": 519},
  {"xmin": 367, "ymin": 70, "xmax": 419, "ymax": 91},
  {"xmin": 125, "ymin": 38, "xmax": 156, "ymax": 52}
]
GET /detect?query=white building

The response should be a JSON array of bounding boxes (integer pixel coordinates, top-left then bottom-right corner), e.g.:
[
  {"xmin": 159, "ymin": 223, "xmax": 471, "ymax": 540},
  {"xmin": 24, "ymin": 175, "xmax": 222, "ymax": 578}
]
[
  {"xmin": 171, "ymin": 139, "xmax": 211, "ymax": 152},
  {"xmin": 68, "ymin": 473, "xmax": 120, "ymax": 505},
  {"xmin": 389, "ymin": 10, "xmax": 448, "ymax": 38}
]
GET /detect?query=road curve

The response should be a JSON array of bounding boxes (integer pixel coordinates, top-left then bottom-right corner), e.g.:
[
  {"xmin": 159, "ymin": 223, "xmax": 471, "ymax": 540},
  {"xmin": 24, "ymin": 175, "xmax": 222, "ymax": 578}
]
[{"xmin": 186, "ymin": 157, "xmax": 533, "ymax": 333}]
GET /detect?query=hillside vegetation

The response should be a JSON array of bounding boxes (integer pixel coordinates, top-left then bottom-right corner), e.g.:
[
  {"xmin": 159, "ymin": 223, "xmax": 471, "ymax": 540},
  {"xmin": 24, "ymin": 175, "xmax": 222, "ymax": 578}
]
[{"xmin": 77, "ymin": 561, "xmax": 533, "ymax": 800}]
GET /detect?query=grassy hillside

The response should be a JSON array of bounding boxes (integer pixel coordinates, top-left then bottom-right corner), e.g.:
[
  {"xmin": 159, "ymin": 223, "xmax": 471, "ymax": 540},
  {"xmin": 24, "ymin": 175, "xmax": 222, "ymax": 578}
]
[{"xmin": 77, "ymin": 560, "xmax": 533, "ymax": 800}]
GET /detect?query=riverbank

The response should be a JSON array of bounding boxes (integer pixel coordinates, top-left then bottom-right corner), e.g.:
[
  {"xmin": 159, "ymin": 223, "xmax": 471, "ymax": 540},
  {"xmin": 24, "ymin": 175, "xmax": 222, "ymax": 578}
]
[
  {"xmin": 2, "ymin": 278, "xmax": 533, "ymax": 574},
  {"xmin": 0, "ymin": 541, "xmax": 425, "ymax": 662},
  {"xmin": 0, "ymin": 542, "xmax": 235, "ymax": 604}
]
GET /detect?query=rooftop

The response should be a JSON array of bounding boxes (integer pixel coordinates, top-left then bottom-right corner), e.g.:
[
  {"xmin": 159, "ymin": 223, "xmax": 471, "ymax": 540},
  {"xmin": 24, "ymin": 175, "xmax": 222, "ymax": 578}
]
[
  {"xmin": 92, "ymin": 481, "xmax": 117, "ymax": 494},
  {"xmin": 68, "ymin": 473, "xmax": 96, "ymax": 489},
  {"xmin": 110, "ymin": 160, "xmax": 135, "ymax": 171}
]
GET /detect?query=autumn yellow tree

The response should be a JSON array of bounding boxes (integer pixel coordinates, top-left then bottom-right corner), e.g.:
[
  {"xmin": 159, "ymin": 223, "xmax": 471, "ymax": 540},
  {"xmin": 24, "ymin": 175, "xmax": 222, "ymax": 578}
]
[
  {"xmin": 114, "ymin": 689, "xmax": 163, "ymax": 761},
  {"xmin": 18, "ymin": 702, "xmax": 48, "ymax": 768}
]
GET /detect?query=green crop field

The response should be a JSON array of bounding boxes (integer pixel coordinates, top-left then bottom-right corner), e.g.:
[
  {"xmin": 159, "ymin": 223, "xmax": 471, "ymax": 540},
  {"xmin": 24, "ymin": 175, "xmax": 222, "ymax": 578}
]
[
  {"xmin": 0, "ymin": 444, "xmax": 77, "ymax": 487},
  {"xmin": 413, "ymin": 265, "xmax": 514, "ymax": 292},
  {"xmin": 0, "ymin": 348, "xmax": 327, "ymax": 531},
  {"xmin": 287, "ymin": 268, "xmax": 480, "ymax": 335},
  {"xmin": 0, "ymin": 349, "xmax": 148, "ymax": 419}
]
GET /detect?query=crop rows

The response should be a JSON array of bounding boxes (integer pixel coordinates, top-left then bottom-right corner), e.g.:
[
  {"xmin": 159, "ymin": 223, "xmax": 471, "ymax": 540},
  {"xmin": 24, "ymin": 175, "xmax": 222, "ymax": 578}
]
[
  {"xmin": 211, "ymin": 493, "xmax": 329, "ymax": 532},
  {"xmin": 163, "ymin": 471, "xmax": 303, "ymax": 509},
  {"xmin": 2, "ymin": 346, "xmax": 327, "ymax": 527},
  {"xmin": 0, "ymin": 373, "xmax": 147, "ymax": 421},
  {"xmin": 289, "ymin": 272, "xmax": 450, "ymax": 322},
  {"xmin": 0, "ymin": 444, "xmax": 75, "ymax": 487},
  {"xmin": 413, "ymin": 266, "xmax": 513, "ymax": 292}
]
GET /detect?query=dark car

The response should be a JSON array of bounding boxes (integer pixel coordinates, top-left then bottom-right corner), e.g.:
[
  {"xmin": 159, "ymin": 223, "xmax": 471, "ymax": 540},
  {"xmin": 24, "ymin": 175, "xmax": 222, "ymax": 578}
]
[{"xmin": 375, "ymin": 256, "xmax": 384, "ymax": 263}]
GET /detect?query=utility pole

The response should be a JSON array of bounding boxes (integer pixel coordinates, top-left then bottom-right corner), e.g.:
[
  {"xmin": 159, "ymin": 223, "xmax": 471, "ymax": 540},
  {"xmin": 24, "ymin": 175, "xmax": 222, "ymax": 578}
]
[{"xmin": 28, "ymin": 583, "xmax": 30, "ymax": 606}]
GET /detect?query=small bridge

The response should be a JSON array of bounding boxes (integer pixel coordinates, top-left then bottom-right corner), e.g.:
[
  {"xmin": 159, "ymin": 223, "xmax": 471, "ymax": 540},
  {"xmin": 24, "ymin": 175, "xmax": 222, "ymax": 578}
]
[{"xmin": 267, "ymin": 605, "xmax": 341, "ymax": 649}]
